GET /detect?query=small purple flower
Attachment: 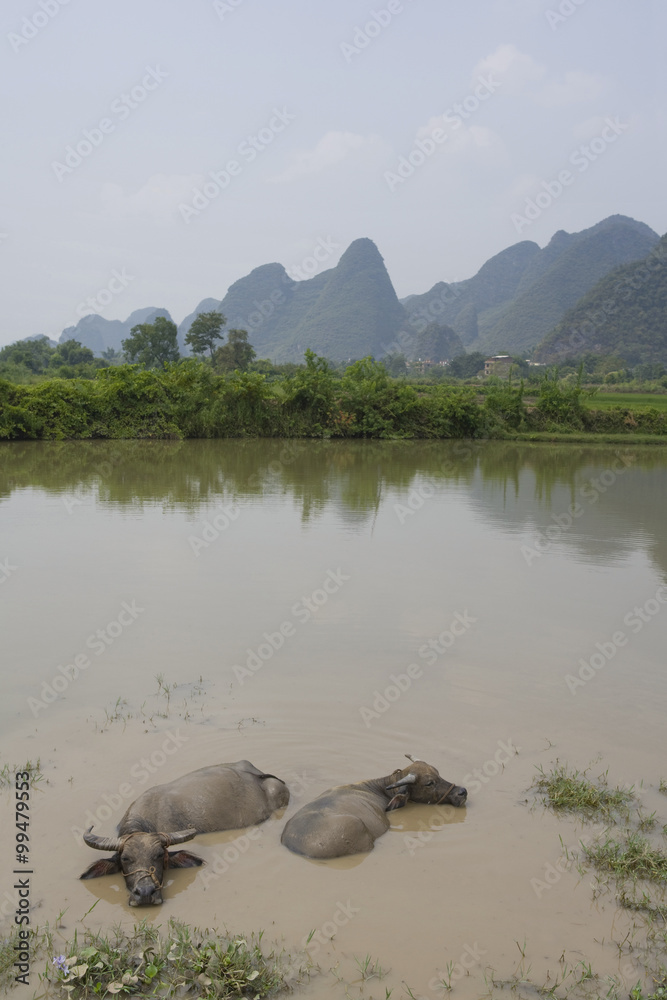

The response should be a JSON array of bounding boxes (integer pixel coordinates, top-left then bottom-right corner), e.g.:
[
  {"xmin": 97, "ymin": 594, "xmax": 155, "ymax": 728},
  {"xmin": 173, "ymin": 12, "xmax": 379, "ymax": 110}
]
[{"xmin": 52, "ymin": 955, "xmax": 69, "ymax": 975}]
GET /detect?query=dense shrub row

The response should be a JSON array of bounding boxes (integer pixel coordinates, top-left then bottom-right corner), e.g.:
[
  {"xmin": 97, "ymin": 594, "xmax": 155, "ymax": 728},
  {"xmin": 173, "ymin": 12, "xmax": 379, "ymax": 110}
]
[{"xmin": 1, "ymin": 355, "xmax": 665, "ymax": 441}]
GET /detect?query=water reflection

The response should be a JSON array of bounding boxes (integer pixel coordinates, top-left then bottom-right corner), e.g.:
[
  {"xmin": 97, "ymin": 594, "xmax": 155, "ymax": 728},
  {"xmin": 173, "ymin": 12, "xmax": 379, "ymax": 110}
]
[{"xmin": 1, "ymin": 439, "xmax": 666, "ymax": 575}]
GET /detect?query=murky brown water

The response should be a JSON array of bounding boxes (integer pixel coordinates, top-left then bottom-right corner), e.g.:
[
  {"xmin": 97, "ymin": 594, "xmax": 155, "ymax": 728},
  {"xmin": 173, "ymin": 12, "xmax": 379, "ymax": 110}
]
[{"xmin": 1, "ymin": 439, "xmax": 666, "ymax": 999}]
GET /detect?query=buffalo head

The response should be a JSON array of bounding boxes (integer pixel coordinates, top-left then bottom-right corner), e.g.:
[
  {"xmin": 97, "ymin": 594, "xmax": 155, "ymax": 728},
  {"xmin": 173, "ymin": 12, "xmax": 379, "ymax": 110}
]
[
  {"xmin": 384, "ymin": 760, "xmax": 467, "ymax": 812},
  {"xmin": 80, "ymin": 826, "xmax": 203, "ymax": 906}
]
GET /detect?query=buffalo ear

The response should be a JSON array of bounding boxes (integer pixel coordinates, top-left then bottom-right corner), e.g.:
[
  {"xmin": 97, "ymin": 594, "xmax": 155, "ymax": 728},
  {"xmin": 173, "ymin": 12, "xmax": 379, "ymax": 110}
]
[
  {"xmin": 167, "ymin": 850, "xmax": 204, "ymax": 869},
  {"xmin": 385, "ymin": 792, "xmax": 410, "ymax": 812},
  {"xmin": 79, "ymin": 856, "xmax": 121, "ymax": 880}
]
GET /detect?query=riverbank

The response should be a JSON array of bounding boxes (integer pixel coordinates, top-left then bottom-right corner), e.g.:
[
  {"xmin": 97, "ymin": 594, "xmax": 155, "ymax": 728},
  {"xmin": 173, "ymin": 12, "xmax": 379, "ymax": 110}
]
[{"xmin": 2, "ymin": 359, "xmax": 667, "ymax": 441}]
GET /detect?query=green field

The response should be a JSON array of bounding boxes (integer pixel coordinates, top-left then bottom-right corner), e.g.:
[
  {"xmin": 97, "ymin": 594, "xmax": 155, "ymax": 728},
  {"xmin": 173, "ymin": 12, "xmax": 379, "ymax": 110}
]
[{"xmin": 583, "ymin": 392, "xmax": 667, "ymax": 410}]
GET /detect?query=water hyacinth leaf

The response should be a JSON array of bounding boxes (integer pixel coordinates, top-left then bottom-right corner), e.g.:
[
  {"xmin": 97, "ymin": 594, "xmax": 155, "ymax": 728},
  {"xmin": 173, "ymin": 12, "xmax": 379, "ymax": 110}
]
[
  {"xmin": 198, "ymin": 973, "xmax": 213, "ymax": 986},
  {"xmin": 248, "ymin": 969, "xmax": 260, "ymax": 980}
]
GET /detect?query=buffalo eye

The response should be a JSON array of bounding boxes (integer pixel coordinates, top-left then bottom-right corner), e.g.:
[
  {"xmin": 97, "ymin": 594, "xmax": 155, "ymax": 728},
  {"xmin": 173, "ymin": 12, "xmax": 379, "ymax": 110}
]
[{"xmin": 424, "ymin": 779, "xmax": 435, "ymax": 786}]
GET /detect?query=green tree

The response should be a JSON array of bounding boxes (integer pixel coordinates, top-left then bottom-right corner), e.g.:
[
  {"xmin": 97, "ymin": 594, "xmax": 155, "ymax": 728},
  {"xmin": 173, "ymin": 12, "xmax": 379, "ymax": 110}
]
[
  {"xmin": 448, "ymin": 352, "xmax": 487, "ymax": 379},
  {"xmin": 214, "ymin": 329, "xmax": 256, "ymax": 372},
  {"xmin": 0, "ymin": 337, "xmax": 54, "ymax": 373},
  {"xmin": 122, "ymin": 317, "xmax": 180, "ymax": 368},
  {"xmin": 101, "ymin": 347, "xmax": 123, "ymax": 363},
  {"xmin": 383, "ymin": 352, "xmax": 408, "ymax": 376},
  {"xmin": 50, "ymin": 339, "xmax": 95, "ymax": 367},
  {"xmin": 185, "ymin": 311, "xmax": 226, "ymax": 359}
]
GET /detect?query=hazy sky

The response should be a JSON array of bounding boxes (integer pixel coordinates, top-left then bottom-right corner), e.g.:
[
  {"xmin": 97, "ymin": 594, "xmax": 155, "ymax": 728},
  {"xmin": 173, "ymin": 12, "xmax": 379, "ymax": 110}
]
[{"xmin": 2, "ymin": 0, "xmax": 665, "ymax": 346}]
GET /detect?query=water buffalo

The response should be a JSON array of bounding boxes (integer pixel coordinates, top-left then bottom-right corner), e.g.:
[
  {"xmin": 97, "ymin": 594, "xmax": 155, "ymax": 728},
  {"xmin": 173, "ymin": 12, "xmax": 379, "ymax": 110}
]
[
  {"xmin": 281, "ymin": 758, "xmax": 466, "ymax": 858},
  {"xmin": 80, "ymin": 760, "xmax": 289, "ymax": 905}
]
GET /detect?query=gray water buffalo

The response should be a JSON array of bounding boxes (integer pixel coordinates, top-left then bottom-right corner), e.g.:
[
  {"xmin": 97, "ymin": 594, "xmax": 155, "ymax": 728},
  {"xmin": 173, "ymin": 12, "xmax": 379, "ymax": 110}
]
[
  {"xmin": 281, "ymin": 759, "xmax": 466, "ymax": 858},
  {"xmin": 80, "ymin": 760, "xmax": 289, "ymax": 905}
]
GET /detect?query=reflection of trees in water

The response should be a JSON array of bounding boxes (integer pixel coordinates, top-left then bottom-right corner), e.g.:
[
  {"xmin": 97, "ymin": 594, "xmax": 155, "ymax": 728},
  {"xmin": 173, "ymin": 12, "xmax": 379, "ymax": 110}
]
[{"xmin": 1, "ymin": 439, "xmax": 666, "ymax": 575}]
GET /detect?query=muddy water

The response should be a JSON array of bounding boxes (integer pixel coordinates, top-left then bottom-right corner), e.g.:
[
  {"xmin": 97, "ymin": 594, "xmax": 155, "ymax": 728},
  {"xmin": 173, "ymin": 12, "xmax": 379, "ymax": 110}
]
[{"xmin": 1, "ymin": 439, "xmax": 666, "ymax": 999}]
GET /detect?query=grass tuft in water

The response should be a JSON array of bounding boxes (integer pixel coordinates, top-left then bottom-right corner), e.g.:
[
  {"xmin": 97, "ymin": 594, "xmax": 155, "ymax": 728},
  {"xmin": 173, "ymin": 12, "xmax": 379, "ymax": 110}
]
[
  {"xmin": 531, "ymin": 761, "xmax": 635, "ymax": 819},
  {"xmin": 36, "ymin": 918, "xmax": 301, "ymax": 998},
  {"xmin": 630, "ymin": 975, "xmax": 667, "ymax": 1000},
  {"xmin": 0, "ymin": 758, "xmax": 43, "ymax": 787},
  {"xmin": 584, "ymin": 833, "xmax": 667, "ymax": 884}
]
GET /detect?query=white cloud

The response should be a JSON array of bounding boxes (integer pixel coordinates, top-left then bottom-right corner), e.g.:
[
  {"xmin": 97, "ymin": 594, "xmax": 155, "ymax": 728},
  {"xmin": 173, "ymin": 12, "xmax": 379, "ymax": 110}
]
[
  {"xmin": 536, "ymin": 70, "xmax": 608, "ymax": 107},
  {"xmin": 270, "ymin": 131, "xmax": 386, "ymax": 183},
  {"xmin": 99, "ymin": 173, "xmax": 204, "ymax": 222},
  {"xmin": 473, "ymin": 43, "xmax": 546, "ymax": 95},
  {"xmin": 416, "ymin": 115, "xmax": 509, "ymax": 167}
]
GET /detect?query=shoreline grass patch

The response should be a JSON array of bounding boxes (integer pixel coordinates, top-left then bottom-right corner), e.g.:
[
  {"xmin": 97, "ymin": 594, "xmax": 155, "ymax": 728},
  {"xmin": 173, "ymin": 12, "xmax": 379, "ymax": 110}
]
[
  {"xmin": 30, "ymin": 918, "xmax": 304, "ymax": 998},
  {"xmin": 531, "ymin": 761, "xmax": 636, "ymax": 820},
  {"xmin": 584, "ymin": 833, "xmax": 667, "ymax": 884}
]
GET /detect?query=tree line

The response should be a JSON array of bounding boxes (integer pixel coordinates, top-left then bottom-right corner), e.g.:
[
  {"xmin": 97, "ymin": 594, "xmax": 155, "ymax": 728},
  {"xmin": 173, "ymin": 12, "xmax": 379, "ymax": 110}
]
[
  {"xmin": 2, "ymin": 350, "xmax": 666, "ymax": 442},
  {"xmin": 0, "ymin": 312, "xmax": 256, "ymax": 382},
  {"xmin": 123, "ymin": 311, "xmax": 256, "ymax": 371}
]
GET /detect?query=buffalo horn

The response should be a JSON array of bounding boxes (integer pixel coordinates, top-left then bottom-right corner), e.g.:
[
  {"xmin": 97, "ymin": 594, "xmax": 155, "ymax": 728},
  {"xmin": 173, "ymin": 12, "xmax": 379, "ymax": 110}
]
[
  {"xmin": 386, "ymin": 773, "xmax": 417, "ymax": 789},
  {"xmin": 83, "ymin": 826, "xmax": 125, "ymax": 853},
  {"xmin": 160, "ymin": 828, "xmax": 197, "ymax": 846},
  {"xmin": 405, "ymin": 754, "xmax": 423, "ymax": 763}
]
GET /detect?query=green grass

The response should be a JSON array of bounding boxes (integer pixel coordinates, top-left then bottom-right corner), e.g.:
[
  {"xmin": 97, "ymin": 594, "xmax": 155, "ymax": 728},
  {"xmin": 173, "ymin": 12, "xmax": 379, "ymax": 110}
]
[
  {"xmin": 0, "ymin": 758, "xmax": 43, "ymax": 787},
  {"xmin": 26, "ymin": 919, "xmax": 304, "ymax": 998},
  {"xmin": 583, "ymin": 393, "xmax": 667, "ymax": 411},
  {"xmin": 531, "ymin": 762, "xmax": 636, "ymax": 819},
  {"xmin": 584, "ymin": 833, "xmax": 667, "ymax": 884}
]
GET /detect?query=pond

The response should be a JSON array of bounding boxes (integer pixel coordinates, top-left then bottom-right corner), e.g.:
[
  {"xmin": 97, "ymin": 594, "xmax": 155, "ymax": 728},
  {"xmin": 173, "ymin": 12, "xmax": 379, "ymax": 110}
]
[{"xmin": 1, "ymin": 439, "xmax": 666, "ymax": 998}]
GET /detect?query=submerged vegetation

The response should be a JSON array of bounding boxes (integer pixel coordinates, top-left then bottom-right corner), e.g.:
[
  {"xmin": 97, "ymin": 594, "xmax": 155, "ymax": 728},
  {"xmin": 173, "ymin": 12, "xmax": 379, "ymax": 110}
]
[
  {"xmin": 0, "ymin": 758, "xmax": 43, "ymax": 787},
  {"xmin": 1, "ymin": 919, "xmax": 304, "ymax": 998},
  {"xmin": 522, "ymin": 761, "xmax": 667, "ymax": 1000},
  {"xmin": 531, "ymin": 761, "xmax": 636, "ymax": 820},
  {"xmin": 584, "ymin": 833, "xmax": 667, "ymax": 884},
  {"xmin": 1, "ymin": 352, "xmax": 667, "ymax": 441}
]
